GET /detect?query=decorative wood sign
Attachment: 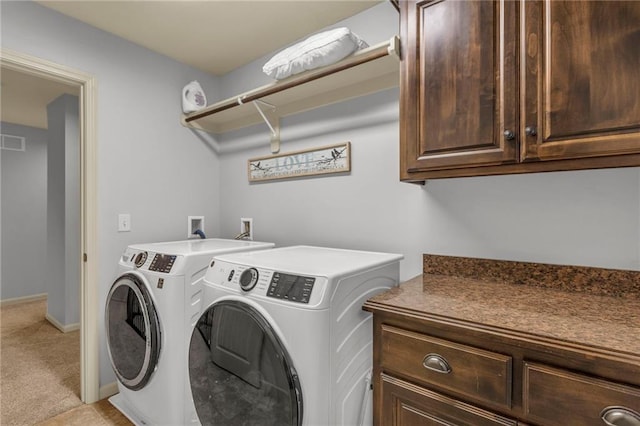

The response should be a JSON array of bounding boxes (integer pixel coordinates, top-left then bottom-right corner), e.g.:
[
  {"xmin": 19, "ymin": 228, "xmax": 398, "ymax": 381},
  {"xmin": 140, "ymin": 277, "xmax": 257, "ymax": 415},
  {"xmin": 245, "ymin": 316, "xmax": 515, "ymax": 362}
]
[{"xmin": 248, "ymin": 142, "xmax": 351, "ymax": 182}]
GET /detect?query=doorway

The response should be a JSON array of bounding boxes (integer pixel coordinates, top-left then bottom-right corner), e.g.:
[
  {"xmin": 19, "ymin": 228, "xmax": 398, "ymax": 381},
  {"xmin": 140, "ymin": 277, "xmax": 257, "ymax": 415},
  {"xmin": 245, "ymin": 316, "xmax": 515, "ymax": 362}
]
[{"xmin": 0, "ymin": 48, "xmax": 99, "ymax": 404}]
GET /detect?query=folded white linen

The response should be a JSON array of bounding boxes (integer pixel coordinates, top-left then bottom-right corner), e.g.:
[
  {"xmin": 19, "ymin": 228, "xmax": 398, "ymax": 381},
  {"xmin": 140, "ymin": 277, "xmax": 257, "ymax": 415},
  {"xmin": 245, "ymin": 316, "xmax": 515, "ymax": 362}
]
[{"xmin": 263, "ymin": 27, "xmax": 368, "ymax": 80}]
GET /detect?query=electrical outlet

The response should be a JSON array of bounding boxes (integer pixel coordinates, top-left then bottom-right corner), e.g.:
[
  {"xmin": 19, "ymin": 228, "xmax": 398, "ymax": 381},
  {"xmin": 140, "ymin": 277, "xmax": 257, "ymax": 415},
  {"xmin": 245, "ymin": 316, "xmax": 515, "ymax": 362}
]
[
  {"xmin": 240, "ymin": 218, "xmax": 253, "ymax": 241},
  {"xmin": 118, "ymin": 214, "xmax": 131, "ymax": 232}
]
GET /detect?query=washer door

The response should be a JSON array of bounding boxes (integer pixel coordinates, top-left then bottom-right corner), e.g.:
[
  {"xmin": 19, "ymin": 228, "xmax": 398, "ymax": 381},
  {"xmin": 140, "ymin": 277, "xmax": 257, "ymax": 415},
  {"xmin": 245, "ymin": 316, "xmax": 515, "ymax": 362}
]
[
  {"xmin": 189, "ymin": 300, "xmax": 303, "ymax": 426},
  {"xmin": 106, "ymin": 273, "xmax": 161, "ymax": 391}
]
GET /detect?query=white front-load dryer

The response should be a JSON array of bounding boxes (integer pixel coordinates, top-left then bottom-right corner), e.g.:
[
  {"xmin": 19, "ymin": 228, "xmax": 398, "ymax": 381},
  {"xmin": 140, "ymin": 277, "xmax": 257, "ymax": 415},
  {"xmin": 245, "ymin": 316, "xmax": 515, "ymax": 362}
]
[
  {"xmin": 105, "ymin": 238, "xmax": 274, "ymax": 426},
  {"xmin": 186, "ymin": 245, "xmax": 403, "ymax": 426}
]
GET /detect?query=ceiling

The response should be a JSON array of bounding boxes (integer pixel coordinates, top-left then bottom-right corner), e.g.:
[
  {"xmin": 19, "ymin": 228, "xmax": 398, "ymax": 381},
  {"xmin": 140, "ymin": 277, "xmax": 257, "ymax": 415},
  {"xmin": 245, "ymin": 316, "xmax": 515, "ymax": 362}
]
[
  {"xmin": 1, "ymin": 0, "xmax": 381, "ymax": 130},
  {"xmin": 37, "ymin": 0, "xmax": 382, "ymax": 76},
  {"xmin": 0, "ymin": 68, "xmax": 80, "ymax": 129}
]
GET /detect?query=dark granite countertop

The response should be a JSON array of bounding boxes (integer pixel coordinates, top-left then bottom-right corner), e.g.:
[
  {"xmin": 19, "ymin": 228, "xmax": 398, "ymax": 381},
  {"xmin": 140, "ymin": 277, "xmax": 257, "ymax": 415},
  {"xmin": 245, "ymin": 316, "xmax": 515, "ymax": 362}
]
[{"xmin": 366, "ymin": 255, "xmax": 640, "ymax": 357}]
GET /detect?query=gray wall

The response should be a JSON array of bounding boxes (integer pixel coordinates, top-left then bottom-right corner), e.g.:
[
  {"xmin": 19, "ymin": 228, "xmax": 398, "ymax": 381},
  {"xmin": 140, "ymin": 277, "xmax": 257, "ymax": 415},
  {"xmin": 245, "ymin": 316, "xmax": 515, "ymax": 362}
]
[
  {"xmin": 46, "ymin": 94, "xmax": 80, "ymax": 326},
  {"xmin": 0, "ymin": 122, "xmax": 48, "ymax": 300},
  {"xmin": 1, "ymin": 1, "xmax": 222, "ymax": 385},
  {"xmin": 217, "ymin": 90, "xmax": 640, "ymax": 281},
  {"xmin": 215, "ymin": 3, "xmax": 640, "ymax": 279}
]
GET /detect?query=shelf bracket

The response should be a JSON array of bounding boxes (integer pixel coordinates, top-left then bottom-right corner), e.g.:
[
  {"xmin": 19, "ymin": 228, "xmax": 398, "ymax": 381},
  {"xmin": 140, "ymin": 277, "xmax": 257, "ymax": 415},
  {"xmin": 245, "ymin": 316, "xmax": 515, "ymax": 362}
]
[{"xmin": 251, "ymin": 100, "xmax": 280, "ymax": 153}]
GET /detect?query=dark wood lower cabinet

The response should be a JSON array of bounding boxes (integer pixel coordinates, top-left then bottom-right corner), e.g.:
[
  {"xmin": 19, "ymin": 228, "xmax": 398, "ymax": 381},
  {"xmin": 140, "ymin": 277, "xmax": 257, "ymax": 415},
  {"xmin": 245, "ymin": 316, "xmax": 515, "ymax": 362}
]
[
  {"xmin": 382, "ymin": 374, "xmax": 517, "ymax": 426},
  {"xmin": 380, "ymin": 325, "xmax": 512, "ymax": 409},
  {"xmin": 523, "ymin": 363, "xmax": 640, "ymax": 425},
  {"xmin": 366, "ymin": 303, "xmax": 640, "ymax": 426}
]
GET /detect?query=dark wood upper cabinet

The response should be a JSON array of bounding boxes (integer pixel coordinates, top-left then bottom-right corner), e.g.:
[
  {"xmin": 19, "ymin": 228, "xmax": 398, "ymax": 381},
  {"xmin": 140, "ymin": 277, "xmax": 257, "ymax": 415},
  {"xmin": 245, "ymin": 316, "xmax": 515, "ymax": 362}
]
[
  {"xmin": 523, "ymin": 0, "xmax": 640, "ymax": 161},
  {"xmin": 402, "ymin": 0, "xmax": 518, "ymax": 174},
  {"xmin": 401, "ymin": 0, "xmax": 640, "ymax": 181}
]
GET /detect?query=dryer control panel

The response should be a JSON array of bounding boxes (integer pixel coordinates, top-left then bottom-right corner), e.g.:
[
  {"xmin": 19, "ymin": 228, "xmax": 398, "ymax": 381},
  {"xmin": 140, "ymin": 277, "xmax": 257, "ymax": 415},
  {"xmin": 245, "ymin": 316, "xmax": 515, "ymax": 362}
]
[
  {"xmin": 267, "ymin": 272, "xmax": 315, "ymax": 304},
  {"xmin": 207, "ymin": 261, "xmax": 326, "ymax": 306}
]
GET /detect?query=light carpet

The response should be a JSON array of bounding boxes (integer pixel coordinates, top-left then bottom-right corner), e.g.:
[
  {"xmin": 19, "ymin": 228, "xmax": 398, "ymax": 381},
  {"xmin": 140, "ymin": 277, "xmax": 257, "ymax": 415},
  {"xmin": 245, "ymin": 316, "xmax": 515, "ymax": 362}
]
[{"xmin": 0, "ymin": 299, "xmax": 82, "ymax": 425}]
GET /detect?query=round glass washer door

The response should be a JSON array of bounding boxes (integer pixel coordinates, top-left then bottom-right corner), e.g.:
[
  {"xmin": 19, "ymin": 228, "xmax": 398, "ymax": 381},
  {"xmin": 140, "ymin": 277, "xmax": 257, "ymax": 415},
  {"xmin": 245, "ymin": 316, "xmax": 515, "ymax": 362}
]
[
  {"xmin": 106, "ymin": 273, "xmax": 161, "ymax": 391},
  {"xmin": 189, "ymin": 300, "xmax": 303, "ymax": 425}
]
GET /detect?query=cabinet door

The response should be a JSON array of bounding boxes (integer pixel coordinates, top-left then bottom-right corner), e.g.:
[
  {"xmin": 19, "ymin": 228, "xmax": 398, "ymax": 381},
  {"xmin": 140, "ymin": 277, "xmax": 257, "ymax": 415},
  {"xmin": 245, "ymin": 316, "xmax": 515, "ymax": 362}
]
[
  {"xmin": 522, "ymin": 0, "xmax": 640, "ymax": 161},
  {"xmin": 380, "ymin": 374, "xmax": 517, "ymax": 426},
  {"xmin": 400, "ymin": 0, "xmax": 518, "ymax": 178}
]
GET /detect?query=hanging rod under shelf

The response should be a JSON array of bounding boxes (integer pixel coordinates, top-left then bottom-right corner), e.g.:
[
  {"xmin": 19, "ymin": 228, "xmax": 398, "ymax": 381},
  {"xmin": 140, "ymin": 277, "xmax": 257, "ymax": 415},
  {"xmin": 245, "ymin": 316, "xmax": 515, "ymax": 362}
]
[{"xmin": 183, "ymin": 36, "xmax": 400, "ymax": 129}]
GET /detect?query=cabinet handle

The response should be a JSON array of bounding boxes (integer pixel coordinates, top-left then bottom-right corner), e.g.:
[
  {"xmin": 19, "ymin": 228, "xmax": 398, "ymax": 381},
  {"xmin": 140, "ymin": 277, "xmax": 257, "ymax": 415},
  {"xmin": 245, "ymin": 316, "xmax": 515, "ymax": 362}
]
[
  {"xmin": 525, "ymin": 126, "xmax": 538, "ymax": 137},
  {"xmin": 600, "ymin": 406, "xmax": 640, "ymax": 426},
  {"xmin": 422, "ymin": 353, "xmax": 452, "ymax": 374},
  {"xmin": 503, "ymin": 129, "xmax": 515, "ymax": 140}
]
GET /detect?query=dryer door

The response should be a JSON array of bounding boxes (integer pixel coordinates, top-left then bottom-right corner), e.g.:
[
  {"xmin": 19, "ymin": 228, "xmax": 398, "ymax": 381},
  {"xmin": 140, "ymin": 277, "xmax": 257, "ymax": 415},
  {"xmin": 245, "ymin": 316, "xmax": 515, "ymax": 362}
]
[
  {"xmin": 106, "ymin": 273, "xmax": 161, "ymax": 391},
  {"xmin": 189, "ymin": 300, "xmax": 303, "ymax": 426}
]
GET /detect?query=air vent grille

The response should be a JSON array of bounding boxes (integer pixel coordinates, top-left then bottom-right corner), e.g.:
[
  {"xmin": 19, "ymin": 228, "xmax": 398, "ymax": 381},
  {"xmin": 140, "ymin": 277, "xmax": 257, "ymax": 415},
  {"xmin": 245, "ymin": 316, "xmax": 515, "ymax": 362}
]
[{"xmin": 1, "ymin": 134, "xmax": 26, "ymax": 151}]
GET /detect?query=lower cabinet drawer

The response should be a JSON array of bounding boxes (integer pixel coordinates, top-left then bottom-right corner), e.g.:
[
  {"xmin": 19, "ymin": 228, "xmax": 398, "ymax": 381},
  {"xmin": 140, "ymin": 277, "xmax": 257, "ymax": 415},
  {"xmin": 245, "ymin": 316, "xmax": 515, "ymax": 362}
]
[
  {"xmin": 381, "ymin": 373, "xmax": 517, "ymax": 426},
  {"xmin": 381, "ymin": 325, "xmax": 512, "ymax": 408},
  {"xmin": 523, "ymin": 362, "xmax": 640, "ymax": 425}
]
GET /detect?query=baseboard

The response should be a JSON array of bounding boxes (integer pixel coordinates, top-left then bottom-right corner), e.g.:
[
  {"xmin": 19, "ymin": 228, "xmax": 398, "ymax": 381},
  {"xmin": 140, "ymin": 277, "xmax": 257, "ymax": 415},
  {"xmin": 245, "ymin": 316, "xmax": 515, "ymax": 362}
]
[
  {"xmin": 100, "ymin": 381, "xmax": 119, "ymax": 400},
  {"xmin": 45, "ymin": 313, "xmax": 80, "ymax": 333},
  {"xmin": 0, "ymin": 293, "xmax": 47, "ymax": 307}
]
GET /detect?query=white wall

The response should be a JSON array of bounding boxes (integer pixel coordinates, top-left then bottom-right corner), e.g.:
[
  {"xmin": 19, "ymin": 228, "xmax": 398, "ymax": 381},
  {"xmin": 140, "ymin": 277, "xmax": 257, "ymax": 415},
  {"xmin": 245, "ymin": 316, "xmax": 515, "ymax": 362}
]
[
  {"xmin": 216, "ymin": 2, "xmax": 640, "ymax": 280},
  {"xmin": 1, "ymin": 1, "xmax": 222, "ymax": 385},
  {"xmin": 0, "ymin": 122, "xmax": 48, "ymax": 300}
]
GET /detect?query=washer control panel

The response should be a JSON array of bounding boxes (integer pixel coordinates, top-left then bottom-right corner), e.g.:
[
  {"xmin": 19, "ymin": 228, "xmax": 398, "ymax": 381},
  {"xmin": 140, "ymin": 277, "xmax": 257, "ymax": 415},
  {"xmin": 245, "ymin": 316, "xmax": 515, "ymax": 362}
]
[
  {"xmin": 267, "ymin": 272, "xmax": 315, "ymax": 304},
  {"xmin": 148, "ymin": 253, "xmax": 177, "ymax": 273},
  {"xmin": 121, "ymin": 247, "xmax": 184, "ymax": 275}
]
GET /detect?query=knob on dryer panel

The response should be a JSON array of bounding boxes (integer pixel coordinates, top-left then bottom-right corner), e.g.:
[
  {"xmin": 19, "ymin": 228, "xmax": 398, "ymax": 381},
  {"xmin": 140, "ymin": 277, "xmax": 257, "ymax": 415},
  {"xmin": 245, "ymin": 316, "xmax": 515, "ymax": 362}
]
[
  {"xmin": 239, "ymin": 268, "xmax": 259, "ymax": 291},
  {"xmin": 134, "ymin": 251, "xmax": 148, "ymax": 268}
]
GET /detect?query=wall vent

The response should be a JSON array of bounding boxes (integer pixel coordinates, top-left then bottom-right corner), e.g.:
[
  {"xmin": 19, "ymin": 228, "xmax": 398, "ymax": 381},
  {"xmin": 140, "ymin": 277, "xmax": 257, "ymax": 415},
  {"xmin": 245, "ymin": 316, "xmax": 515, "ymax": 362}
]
[{"xmin": 1, "ymin": 134, "xmax": 26, "ymax": 152}]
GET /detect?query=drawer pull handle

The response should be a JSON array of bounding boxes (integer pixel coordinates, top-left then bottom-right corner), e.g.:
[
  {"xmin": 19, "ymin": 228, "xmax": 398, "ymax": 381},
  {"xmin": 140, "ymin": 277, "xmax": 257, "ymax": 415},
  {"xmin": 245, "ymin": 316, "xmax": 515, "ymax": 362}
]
[
  {"xmin": 600, "ymin": 406, "xmax": 640, "ymax": 426},
  {"xmin": 422, "ymin": 353, "xmax": 451, "ymax": 374}
]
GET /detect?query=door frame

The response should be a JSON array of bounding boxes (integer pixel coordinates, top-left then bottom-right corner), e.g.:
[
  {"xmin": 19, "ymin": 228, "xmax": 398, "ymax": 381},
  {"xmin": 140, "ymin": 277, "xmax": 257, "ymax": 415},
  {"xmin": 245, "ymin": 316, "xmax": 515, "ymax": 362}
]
[{"xmin": 1, "ymin": 48, "xmax": 99, "ymax": 403}]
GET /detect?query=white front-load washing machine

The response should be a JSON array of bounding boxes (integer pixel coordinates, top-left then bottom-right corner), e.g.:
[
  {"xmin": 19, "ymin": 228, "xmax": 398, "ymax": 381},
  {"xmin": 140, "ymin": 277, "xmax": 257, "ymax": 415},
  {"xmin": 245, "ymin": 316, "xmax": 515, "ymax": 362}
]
[
  {"xmin": 105, "ymin": 238, "xmax": 274, "ymax": 426},
  {"xmin": 186, "ymin": 245, "xmax": 403, "ymax": 426}
]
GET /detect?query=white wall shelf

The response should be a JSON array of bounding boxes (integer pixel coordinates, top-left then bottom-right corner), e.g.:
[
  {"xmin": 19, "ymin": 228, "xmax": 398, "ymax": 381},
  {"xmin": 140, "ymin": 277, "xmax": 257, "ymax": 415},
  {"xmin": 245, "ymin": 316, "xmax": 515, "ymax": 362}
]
[{"xmin": 181, "ymin": 36, "xmax": 400, "ymax": 151}]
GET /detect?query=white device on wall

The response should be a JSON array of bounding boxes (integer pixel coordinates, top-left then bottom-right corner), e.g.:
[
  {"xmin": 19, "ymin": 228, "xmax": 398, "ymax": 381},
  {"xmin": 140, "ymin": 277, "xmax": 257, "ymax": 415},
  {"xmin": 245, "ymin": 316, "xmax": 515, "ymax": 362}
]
[{"xmin": 182, "ymin": 80, "xmax": 207, "ymax": 113}]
